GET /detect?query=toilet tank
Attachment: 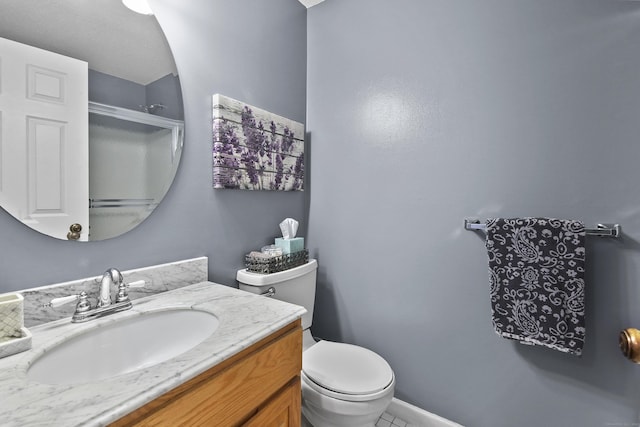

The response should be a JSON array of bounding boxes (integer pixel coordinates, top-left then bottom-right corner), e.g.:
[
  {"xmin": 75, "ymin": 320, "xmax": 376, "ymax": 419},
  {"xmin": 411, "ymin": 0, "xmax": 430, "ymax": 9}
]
[{"xmin": 237, "ymin": 259, "xmax": 317, "ymax": 331}]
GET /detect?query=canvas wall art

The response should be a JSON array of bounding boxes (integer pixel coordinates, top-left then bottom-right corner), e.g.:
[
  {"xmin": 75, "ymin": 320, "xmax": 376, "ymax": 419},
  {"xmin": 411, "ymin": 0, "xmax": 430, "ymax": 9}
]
[{"xmin": 212, "ymin": 94, "xmax": 304, "ymax": 191}]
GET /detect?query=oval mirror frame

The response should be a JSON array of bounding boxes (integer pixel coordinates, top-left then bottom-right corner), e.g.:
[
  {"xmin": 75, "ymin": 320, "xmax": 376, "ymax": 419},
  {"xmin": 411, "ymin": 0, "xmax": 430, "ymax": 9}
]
[{"xmin": 0, "ymin": 0, "xmax": 184, "ymax": 241}]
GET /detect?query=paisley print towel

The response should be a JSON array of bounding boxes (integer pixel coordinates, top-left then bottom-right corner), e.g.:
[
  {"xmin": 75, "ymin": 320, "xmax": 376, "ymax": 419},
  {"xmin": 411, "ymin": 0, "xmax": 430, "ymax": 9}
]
[{"xmin": 485, "ymin": 218, "xmax": 586, "ymax": 356}]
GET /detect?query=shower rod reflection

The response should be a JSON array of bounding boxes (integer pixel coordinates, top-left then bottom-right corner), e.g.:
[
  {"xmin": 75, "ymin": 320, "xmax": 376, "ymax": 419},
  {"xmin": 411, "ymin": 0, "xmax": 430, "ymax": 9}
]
[
  {"xmin": 464, "ymin": 218, "xmax": 621, "ymax": 238},
  {"xmin": 89, "ymin": 198, "xmax": 157, "ymax": 208}
]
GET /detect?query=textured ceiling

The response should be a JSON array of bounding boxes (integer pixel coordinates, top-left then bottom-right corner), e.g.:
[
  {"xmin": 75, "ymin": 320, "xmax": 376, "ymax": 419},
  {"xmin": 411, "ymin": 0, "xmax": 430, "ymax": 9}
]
[{"xmin": 0, "ymin": 0, "xmax": 177, "ymax": 85}]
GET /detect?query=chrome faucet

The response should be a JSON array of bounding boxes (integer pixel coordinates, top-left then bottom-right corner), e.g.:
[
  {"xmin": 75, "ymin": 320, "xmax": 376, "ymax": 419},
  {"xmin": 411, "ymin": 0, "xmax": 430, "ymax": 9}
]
[
  {"xmin": 43, "ymin": 268, "xmax": 145, "ymax": 323},
  {"xmin": 98, "ymin": 268, "xmax": 123, "ymax": 307}
]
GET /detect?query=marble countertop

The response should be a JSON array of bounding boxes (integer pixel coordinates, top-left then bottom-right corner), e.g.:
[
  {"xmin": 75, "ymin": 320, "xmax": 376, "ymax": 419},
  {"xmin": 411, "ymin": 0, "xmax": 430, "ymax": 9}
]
[{"xmin": 0, "ymin": 282, "xmax": 306, "ymax": 427}]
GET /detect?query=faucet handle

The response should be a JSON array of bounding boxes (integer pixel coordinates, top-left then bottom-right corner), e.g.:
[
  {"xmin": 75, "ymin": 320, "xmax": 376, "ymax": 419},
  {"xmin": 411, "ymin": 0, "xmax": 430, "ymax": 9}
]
[
  {"xmin": 42, "ymin": 291, "xmax": 91, "ymax": 314},
  {"xmin": 127, "ymin": 280, "xmax": 146, "ymax": 288},
  {"xmin": 115, "ymin": 280, "xmax": 146, "ymax": 303},
  {"xmin": 75, "ymin": 292, "xmax": 92, "ymax": 313},
  {"xmin": 42, "ymin": 294, "xmax": 79, "ymax": 308}
]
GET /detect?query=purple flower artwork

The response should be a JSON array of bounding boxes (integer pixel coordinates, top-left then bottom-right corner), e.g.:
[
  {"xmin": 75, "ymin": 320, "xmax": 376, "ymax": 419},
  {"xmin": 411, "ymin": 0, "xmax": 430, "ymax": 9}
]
[{"xmin": 212, "ymin": 94, "xmax": 304, "ymax": 191}]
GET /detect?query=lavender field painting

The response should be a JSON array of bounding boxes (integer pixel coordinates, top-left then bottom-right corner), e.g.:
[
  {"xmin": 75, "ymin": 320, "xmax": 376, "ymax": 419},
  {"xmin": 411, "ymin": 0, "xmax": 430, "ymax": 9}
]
[{"xmin": 212, "ymin": 94, "xmax": 304, "ymax": 191}]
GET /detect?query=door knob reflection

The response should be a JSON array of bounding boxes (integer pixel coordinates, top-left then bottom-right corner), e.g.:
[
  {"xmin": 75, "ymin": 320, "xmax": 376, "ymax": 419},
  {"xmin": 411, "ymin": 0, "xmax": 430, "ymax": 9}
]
[
  {"xmin": 619, "ymin": 328, "xmax": 640, "ymax": 363},
  {"xmin": 67, "ymin": 223, "xmax": 82, "ymax": 241}
]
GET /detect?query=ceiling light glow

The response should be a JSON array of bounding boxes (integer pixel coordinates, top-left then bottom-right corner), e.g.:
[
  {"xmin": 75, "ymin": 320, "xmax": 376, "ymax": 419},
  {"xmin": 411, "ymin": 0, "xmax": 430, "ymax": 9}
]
[{"xmin": 122, "ymin": 0, "xmax": 153, "ymax": 15}]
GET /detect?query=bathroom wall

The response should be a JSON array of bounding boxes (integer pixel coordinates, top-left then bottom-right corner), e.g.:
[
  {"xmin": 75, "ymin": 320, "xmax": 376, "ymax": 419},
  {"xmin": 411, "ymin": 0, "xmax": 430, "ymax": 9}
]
[
  {"xmin": 89, "ymin": 70, "xmax": 146, "ymax": 111},
  {"xmin": 89, "ymin": 70, "xmax": 183, "ymax": 120},
  {"xmin": 0, "ymin": 0, "xmax": 307, "ymax": 291},
  {"xmin": 306, "ymin": 1, "xmax": 640, "ymax": 426},
  {"xmin": 146, "ymin": 73, "xmax": 184, "ymax": 120}
]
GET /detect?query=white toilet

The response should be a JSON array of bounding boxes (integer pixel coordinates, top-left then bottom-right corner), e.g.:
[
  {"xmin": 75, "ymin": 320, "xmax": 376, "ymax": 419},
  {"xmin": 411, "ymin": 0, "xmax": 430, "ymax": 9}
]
[{"xmin": 237, "ymin": 259, "xmax": 395, "ymax": 427}]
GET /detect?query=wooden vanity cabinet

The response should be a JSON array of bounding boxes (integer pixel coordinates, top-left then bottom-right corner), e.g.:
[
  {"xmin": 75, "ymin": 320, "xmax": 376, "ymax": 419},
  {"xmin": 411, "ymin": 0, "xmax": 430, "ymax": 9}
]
[{"xmin": 111, "ymin": 319, "xmax": 302, "ymax": 427}]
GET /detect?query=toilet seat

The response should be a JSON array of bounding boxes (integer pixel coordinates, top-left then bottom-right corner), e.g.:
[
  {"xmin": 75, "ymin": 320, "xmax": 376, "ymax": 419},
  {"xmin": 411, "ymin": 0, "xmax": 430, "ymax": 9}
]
[{"xmin": 302, "ymin": 341, "xmax": 394, "ymax": 402}]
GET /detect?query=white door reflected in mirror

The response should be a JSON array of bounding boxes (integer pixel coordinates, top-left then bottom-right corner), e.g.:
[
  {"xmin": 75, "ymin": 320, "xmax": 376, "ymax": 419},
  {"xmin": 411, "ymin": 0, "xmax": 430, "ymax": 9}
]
[{"xmin": 0, "ymin": 37, "xmax": 89, "ymax": 241}]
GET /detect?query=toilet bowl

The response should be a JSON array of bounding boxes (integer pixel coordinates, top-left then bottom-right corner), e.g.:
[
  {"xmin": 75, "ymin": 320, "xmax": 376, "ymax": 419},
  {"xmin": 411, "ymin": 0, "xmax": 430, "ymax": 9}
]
[
  {"xmin": 236, "ymin": 260, "xmax": 395, "ymax": 427},
  {"xmin": 300, "ymin": 339, "xmax": 395, "ymax": 427}
]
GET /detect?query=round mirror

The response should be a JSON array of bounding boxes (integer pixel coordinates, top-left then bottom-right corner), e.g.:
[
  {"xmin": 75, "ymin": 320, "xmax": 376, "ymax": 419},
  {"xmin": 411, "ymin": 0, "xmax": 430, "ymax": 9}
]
[{"xmin": 0, "ymin": 0, "xmax": 184, "ymax": 241}]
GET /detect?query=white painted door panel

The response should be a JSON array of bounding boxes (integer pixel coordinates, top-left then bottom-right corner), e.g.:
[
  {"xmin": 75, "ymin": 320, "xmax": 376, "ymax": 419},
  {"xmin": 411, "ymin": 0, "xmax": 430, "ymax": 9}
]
[{"xmin": 0, "ymin": 37, "xmax": 88, "ymax": 240}]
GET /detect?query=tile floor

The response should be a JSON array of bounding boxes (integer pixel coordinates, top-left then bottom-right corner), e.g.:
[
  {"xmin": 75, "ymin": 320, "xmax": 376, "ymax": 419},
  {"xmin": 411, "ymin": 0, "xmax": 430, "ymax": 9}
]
[{"xmin": 376, "ymin": 410, "xmax": 409, "ymax": 427}]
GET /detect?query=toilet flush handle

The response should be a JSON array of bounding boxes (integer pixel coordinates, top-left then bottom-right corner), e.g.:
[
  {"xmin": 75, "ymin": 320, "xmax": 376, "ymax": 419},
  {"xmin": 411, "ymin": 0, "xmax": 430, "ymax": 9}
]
[{"xmin": 260, "ymin": 287, "xmax": 276, "ymax": 297}]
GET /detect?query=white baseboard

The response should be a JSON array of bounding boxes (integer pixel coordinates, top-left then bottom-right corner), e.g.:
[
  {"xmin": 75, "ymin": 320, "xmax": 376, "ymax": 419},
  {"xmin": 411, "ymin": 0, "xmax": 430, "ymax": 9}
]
[{"xmin": 387, "ymin": 398, "xmax": 464, "ymax": 427}]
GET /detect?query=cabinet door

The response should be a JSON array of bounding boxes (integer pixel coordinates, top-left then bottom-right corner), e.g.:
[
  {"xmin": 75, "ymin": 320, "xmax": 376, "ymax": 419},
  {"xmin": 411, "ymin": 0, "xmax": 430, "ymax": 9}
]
[
  {"xmin": 244, "ymin": 380, "xmax": 301, "ymax": 427},
  {"xmin": 114, "ymin": 322, "xmax": 302, "ymax": 427}
]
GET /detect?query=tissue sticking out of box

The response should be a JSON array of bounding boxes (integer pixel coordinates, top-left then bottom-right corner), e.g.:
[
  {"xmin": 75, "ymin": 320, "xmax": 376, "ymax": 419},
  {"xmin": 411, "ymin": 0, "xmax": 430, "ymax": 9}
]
[
  {"xmin": 276, "ymin": 218, "xmax": 304, "ymax": 255},
  {"xmin": 279, "ymin": 218, "xmax": 299, "ymax": 240}
]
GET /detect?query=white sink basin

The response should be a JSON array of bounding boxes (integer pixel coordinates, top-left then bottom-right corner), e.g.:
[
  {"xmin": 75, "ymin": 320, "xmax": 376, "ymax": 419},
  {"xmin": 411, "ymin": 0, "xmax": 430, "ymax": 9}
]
[{"xmin": 27, "ymin": 309, "xmax": 219, "ymax": 385}]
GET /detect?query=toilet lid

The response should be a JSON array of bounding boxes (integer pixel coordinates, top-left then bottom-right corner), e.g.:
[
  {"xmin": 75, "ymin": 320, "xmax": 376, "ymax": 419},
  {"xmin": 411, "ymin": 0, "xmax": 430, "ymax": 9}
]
[{"xmin": 302, "ymin": 341, "xmax": 394, "ymax": 395}]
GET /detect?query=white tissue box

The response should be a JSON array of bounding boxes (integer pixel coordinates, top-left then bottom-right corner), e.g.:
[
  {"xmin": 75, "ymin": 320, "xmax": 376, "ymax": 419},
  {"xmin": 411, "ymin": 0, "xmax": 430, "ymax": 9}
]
[
  {"xmin": 275, "ymin": 237, "xmax": 304, "ymax": 255},
  {"xmin": 0, "ymin": 293, "xmax": 24, "ymax": 340}
]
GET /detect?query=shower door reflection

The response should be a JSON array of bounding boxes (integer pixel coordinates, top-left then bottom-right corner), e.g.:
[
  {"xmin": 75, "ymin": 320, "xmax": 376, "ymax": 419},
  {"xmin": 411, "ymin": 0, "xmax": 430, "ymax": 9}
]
[{"xmin": 88, "ymin": 103, "xmax": 183, "ymax": 240}]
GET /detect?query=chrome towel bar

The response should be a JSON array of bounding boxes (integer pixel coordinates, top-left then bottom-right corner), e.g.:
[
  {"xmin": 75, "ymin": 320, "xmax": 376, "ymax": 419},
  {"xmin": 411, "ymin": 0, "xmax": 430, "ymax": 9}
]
[{"xmin": 464, "ymin": 218, "xmax": 621, "ymax": 238}]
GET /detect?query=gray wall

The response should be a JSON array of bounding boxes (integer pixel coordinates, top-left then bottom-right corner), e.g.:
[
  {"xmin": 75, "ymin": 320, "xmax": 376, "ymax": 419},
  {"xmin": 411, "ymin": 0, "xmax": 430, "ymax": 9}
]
[
  {"xmin": 306, "ymin": 1, "xmax": 640, "ymax": 426},
  {"xmin": 89, "ymin": 69, "xmax": 184, "ymax": 120},
  {"xmin": 0, "ymin": 0, "xmax": 307, "ymax": 291},
  {"xmin": 5, "ymin": 1, "xmax": 640, "ymax": 425},
  {"xmin": 146, "ymin": 73, "xmax": 184, "ymax": 120},
  {"xmin": 89, "ymin": 69, "xmax": 146, "ymax": 111}
]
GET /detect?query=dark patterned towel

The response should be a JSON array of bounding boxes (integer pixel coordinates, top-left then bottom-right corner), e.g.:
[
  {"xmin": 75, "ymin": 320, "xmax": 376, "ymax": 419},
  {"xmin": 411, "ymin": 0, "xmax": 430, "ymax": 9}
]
[{"xmin": 485, "ymin": 218, "xmax": 586, "ymax": 356}]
